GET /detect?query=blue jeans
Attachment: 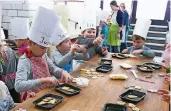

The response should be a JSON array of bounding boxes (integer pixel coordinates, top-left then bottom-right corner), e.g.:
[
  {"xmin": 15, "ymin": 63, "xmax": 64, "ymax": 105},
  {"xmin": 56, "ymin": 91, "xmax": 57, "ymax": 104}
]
[{"xmin": 108, "ymin": 45, "xmax": 120, "ymax": 53}]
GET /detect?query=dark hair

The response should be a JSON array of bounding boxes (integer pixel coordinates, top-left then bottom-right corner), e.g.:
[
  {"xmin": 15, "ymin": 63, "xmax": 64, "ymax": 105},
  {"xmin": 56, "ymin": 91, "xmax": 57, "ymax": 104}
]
[
  {"xmin": 110, "ymin": 1, "xmax": 118, "ymax": 7},
  {"xmin": 132, "ymin": 35, "xmax": 145, "ymax": 41}
]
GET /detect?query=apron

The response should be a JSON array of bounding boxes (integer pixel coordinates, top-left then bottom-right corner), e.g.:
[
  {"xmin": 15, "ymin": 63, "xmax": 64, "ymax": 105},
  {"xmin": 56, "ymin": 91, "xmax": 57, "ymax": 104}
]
[
  {"xmin": 107, "ymin": 24, "xmax": 120, "ymax": 46},
  {"xmin": 21, "ymin": 55, "xmax": 52, "ymax": 102},
  {"xmin": 107, "ymin": 11, "xmax": 120, "ymax": 46}
]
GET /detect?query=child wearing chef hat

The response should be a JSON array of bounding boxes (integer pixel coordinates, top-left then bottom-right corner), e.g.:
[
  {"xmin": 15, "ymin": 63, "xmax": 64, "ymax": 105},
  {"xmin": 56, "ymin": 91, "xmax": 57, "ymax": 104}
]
[
  {"xmin": 76, "ymin": 7, "xmax": 108, "ymax": 59},
  {"xmin": 122, "ymin": 19, "xmax": 155, "ymax": 58},
  {"xmin": 11, "ymin": 18, "xmax": 29, "ymax": 56},
  {"xmin": 15, "ymin": 6, "xmax": 73, "ymax": 102},
  {"xmin": 0, "ymin": 11, "xmax": 20, "ymax": 102},
  {"xmin": 51, "ymin": 22, "xmax": 89, "ymax": 73}
]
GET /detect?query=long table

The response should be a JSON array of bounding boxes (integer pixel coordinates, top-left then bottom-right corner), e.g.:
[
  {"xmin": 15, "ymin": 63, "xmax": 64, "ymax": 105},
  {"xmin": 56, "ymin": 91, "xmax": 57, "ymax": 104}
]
[{"xmin": 11, "ymin": 54, "xmax": 169, "ymax": 111}]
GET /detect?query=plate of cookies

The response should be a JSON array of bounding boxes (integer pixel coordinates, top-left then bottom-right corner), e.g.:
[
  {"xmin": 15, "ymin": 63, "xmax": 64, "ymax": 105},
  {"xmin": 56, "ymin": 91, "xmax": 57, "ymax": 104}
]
[
  {"xmin": 32, "ymin": 94, "xmax": 64, "ymax": 109},
  {"xmin": 55, "ymin": 84, "xmax": 81, "ymax": 96}
]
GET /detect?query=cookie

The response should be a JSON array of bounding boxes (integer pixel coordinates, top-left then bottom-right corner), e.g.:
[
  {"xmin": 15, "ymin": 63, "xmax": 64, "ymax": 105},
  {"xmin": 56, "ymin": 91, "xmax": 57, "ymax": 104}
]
[
  {"xmin": 62, "ymin": 86, "xmax": 70, "ymax": 90},
  {"xmin": 128, "ymin": 103, "xmax": 136, "ymax": 108},
  {"xmin": 135, "ymin": 86, "xmax": 141, "ymax": 90},
  {"xmin": 132, "ymin": 107, "xmax": 140, "ymax": 111},
  {"xmin": 127, "ymin": 95, "xmax": 138, "ymax": 99},
  {"xmin": 116, "ymin": 101, "xmax": 126, "ymax": 105}
]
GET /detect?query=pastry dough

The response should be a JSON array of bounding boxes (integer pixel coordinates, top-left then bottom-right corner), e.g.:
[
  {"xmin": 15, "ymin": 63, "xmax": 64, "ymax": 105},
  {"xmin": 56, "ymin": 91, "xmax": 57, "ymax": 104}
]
[
  {"xmin": 128, "ymin": 103, "xmax": 136, "ymax": 108},
  {"xmin": 128, "ymin": 95, "xmax": 138, "ymax": 99},
  {"xmin": 120, "ymin": 63, "xmax": 132, "ymax": 69},
  {"xmin": 132, "ymin": 107, "xmax": 140, "ymax": 111},
  {"xmin": 61, "ymin": 86, "xmax": 70, "ymax": 90},
  {"xmin": 116, "ymin": 101, "xmax": 126, "ymax": 105}
]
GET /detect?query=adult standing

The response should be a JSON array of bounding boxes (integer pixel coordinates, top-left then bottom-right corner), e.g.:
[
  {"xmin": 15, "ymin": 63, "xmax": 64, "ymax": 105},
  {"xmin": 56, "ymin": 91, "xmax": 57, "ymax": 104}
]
[
  {"xmin": 107, "ymin": 0, "xmax": 123, "ymax": 53},
  {"xmin": 120, "ymin": 3, "xmax": 130, "ymax": 52}
]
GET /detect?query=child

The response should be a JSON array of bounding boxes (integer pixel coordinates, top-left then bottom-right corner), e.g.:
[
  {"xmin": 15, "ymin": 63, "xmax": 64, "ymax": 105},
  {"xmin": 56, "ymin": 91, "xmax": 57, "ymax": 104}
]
[
  {"xmin": 122, "ymin": 19, "xmax": 155, "ymax": 58},
  {"xmin": 77, "ymin": 7, "xmax": 108, "ymax": 59},
  {"xmin": 0, "ymin": 81, "xmax": 15, "ymax": 111},
  {"xmin": 99, "ymin": 11, "xmax": 109, "ymax": 47},
  {"xmin": 51, "ymin": 23, "xmax": 89, "ymax": 72},
  {"xmin": 0, "ymin": 30, "xmax": 20, "ymax": 103},
  {"xmin": 15, "ymin": 6, "xmax": 73, "ymax": 102},
  {"xmin": 11, "ymin": 18, "xmax": 29, "ymax": 57}
]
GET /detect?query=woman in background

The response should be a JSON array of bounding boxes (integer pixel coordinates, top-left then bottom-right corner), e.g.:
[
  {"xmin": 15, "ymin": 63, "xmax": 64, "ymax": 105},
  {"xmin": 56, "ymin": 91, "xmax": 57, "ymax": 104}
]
[
  {"xmin": 119, "ymin": 3, "xmax": 130, "ymax": 52},
  {"xmin": 107, "ymin": 0, "xmax": 123, "ymax": 53}
]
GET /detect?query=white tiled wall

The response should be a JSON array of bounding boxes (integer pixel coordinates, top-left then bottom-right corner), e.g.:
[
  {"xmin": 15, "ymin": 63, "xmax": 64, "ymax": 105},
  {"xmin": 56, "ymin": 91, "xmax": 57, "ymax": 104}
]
[{"xmin": 1, "ymin": 0, "xmax": 53, "ymax": 40}]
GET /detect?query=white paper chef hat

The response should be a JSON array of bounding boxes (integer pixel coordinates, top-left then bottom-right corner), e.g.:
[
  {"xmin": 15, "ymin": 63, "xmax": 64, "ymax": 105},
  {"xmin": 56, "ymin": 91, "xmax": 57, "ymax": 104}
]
[
  {"xmin": 133, "ymin": 19, "xmax": 151, "ymax": 39},
  {"xmin": 51, "ymin": 22, "xmax": 69, "ymax": 46},
  {"xmin": 81, "ymin": 6, "xmax": 96, "ymax": 32},
  {"xmin": 29, "ymin": 6, "xmax": 59, "ymax": 47},
  {"xmin": 11, "ymin": 18, "xmax": 29, "ymax": 40},
  {"xmin": 100, "ymin": 11, "xmax": 110, "ymax": 23}
]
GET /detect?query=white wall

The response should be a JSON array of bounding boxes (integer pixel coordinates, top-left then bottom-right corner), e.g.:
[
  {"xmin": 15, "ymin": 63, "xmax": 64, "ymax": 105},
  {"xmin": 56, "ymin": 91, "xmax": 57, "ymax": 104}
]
[{"xmin": 1, "ymin": 0, "xmax": 53, "ymax": 40}]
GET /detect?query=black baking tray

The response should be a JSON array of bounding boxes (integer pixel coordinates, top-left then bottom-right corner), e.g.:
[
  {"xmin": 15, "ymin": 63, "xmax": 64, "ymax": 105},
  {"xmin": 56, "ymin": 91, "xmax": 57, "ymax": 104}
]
[
  {"xmin": 55, "ymin": 84, "xmax": 81, "ymax": 96},
  {"xmin": 137, "ymin": 65, "xmax": 154, "ymax": 72},
  {"xmin": 143, "ymin": 62, "xmax": 161, "ymax": 69},
  {"xmin": 104, "ymin": 103, "xmax": 127, "ymax": 111},
  {"xmin": 96, "ymin": 65, "xmax": 113, "ymax": 73},
  {"xmin": 119, "ymin": 90, "xmax": 146, "ymax": 104},
  {"xmin": 112, "ymin": 53, "xmax": 128, "ymax": 59},
  {"xmin": 100, "ymin": 58, "xmax": 112, "ymax": 66},
  {"xmin": 32, "ymin": 94, "xmax": 64, "ymax": 109}
]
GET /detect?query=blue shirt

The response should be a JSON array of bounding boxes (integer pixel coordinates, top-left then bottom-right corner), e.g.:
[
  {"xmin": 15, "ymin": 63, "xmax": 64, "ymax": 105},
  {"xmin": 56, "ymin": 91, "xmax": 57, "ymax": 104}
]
[{"xmin": 101, "ymin": 24, "xmax": 109, "ymax": 47}]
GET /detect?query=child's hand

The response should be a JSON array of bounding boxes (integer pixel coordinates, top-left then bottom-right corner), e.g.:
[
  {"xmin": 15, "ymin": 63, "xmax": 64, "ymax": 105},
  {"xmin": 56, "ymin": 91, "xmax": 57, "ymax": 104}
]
[
  {"xmin": 164, "ymin": 74, "xmax": 170, "ymax": 85},
  {"xmin": 162, "ymin": 94, "xmax": 170, "ymax": 103},
  {"xmin": 157, "ymin": 89, "xmax": 170, "ymax": 95},
  {"xmin": 132, "ymin": 49, "xmax": 143, "ymax": 55},
  {"xmin": 60, "ymin": 70, "xmax": 73, "ymax": 83},
  {"xmin": 28, "ymin": 92, "xmax": 36, "ymax": 98},
  {"xmin": 122, "ymin": 49, "xmax": 128, "ymax": 54},
  {"xmin": 102, "ymin": 47, "xmax": 108, "ymax": 55},
  {"xmin": 78, "ymin": 45, "xmax": 87, "ymax": 53},
  {"xmin": 71, "ymin": 44, "xmax": 79, "ymax": 54},
  {"xmin": 93, "ymin": 36, "xmax": 103, "ymax": 46},
  {"xmin": 40, "ymin": 77, "xmax": 59, "ymax": 85}
]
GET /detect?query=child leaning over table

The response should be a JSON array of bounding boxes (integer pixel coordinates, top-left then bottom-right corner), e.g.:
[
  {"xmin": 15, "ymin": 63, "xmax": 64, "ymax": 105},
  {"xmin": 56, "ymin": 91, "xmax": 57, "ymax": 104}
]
[
  {"xmin": 14, "ymin": 7, "xmax": 73, "ymax": 102},
  {"xmin": 122, "ymin": 19, "xmax": 155, "ymax": 58},
  {"xmin": 11, "ymin": 18, "xmax": 29, "ymax": 57},
  {"xmin": 51, "ymin": 23, "xmax": 89, "ymax": 73}
]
